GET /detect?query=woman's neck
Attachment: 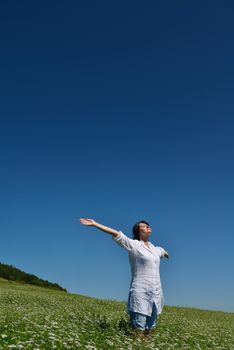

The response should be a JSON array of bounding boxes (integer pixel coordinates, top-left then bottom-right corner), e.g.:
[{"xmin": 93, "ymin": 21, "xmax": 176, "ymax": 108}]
[{"xmin": 140, "ymin": 238, "xmax": 149, "ymax": 242}]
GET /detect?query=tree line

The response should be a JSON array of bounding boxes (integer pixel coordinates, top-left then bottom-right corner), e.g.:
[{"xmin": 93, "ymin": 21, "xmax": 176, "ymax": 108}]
[{"xmin": 0, "ymin": 262, "xmax": 67, "ymax": 292}]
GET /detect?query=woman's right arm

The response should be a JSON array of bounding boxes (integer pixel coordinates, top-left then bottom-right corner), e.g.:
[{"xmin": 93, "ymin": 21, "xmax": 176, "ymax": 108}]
[
  {"xmin": 79, "ymin": 218, "xmax": 120, "ymax": 238},
  {"xmin": 79, "ymin": 217, "xmax": 136, "ymax": 252}
]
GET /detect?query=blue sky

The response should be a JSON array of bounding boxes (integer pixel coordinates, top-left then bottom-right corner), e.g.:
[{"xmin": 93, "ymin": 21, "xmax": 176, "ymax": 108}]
[{"xmin": 0, "ymin": 1, "xmax": 234, "ymax": 313}]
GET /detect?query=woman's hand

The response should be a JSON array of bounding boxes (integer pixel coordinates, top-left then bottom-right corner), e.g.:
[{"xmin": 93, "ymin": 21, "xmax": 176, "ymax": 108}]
[
  {"xmin": 79, "ymin": 218, "xmax": 119, "ymax": 237},
  {"xmin": 79, "ymin": 218, "xmax": 97, "ymax": 226}
]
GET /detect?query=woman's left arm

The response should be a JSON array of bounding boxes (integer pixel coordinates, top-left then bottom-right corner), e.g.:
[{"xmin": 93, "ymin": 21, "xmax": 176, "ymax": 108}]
[{"xmin": 157, "ymin": 247, "xmax": 169, "ymax": 259}]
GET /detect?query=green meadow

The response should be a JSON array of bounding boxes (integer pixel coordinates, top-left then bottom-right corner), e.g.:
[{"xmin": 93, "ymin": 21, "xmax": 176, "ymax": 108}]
[{"xmin": 0, "ymin": 278, "xmax": 233, "ymax": 350}]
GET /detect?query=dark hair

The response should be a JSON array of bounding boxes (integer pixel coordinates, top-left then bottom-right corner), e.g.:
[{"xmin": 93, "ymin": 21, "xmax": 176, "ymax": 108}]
[{"xmin": 132, "ymin": 220, "xmax": 150, "ymax": 240}]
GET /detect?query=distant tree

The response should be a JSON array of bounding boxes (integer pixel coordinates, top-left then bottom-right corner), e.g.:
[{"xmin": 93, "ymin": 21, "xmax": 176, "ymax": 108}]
[{"xmin": 0, "ymin": 262, "xmax": 67, "ymax": 292}]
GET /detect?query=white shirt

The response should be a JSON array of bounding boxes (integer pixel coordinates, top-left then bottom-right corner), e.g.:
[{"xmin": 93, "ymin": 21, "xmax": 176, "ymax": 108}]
[{"xmin": 112, "ymin": 230, "xmax": 166, "ymax": 317}]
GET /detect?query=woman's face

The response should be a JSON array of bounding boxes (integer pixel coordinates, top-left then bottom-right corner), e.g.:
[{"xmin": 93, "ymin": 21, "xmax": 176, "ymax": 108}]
[{"xmin": 138, "ymin": 223, "xmax": 152, "ymax": 240}]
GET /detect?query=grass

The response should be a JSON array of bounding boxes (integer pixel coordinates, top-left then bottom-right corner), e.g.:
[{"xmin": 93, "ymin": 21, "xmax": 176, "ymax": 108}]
[{"xmin": 0, "ymin": 279, "xmax": 233, "ymax": 349}]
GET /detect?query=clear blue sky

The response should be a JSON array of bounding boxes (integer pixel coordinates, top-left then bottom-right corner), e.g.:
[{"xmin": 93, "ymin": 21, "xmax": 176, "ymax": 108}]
[{"xmin": 0, "ymin": 1, "xmax": 233, "ymax": 313}]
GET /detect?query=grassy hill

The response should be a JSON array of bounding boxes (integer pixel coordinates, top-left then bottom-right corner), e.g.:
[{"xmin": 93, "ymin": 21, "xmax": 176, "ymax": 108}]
[
  {"xmin": 0, "ymin": 279, "xmax": 233, "ymax": 350},
  {"xmin": 0, "ymin": 262, "xmax": 67, "ymax": 292}
]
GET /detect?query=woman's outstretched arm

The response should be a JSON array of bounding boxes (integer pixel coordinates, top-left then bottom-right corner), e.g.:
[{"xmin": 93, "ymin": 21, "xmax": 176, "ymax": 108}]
[{"xmin": 79, "ymin": 218, "xmax": 120, "ymax": 238}]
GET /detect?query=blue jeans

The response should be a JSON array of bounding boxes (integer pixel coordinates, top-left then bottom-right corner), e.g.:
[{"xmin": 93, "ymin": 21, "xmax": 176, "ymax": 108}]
[{"xmin": 129, "ymin": 303, "xmax": 158, "ymax": 331}]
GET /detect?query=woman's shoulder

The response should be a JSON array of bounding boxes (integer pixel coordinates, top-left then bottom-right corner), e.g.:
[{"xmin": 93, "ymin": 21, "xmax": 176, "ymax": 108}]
[{"xmin": 150, "ymin": 243, "xmax": 164, "ymax": 251}]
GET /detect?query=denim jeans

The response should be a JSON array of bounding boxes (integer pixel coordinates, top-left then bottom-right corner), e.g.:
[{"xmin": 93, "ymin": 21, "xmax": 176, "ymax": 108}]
[{"xmin": 129, "ymin": 303, "xmax": 158, "ymax": 331}]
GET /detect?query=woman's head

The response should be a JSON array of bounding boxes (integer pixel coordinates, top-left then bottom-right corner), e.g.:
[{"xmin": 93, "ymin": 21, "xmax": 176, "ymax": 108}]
[{"xmin": 132, "ymin": 220, "xmax": 152, "ymax": 241}]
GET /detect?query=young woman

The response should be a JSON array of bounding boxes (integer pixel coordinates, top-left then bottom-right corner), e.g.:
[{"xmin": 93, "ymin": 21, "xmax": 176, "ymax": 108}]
[{"xmin": 79, "ymin": 218, "xmax": 169, "ymax": 337}]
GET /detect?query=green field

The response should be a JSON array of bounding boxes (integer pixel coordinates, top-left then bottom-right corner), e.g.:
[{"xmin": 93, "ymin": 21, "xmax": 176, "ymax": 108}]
[{"xmin": 0, "ymin": 278, "xmax": 233, "ymax": 350}]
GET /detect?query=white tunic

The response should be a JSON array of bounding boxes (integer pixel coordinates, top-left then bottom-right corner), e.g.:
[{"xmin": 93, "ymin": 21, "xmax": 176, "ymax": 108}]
[{"xmin": 112, "ymin": 230, "xmax": 166, "ymax": 317}]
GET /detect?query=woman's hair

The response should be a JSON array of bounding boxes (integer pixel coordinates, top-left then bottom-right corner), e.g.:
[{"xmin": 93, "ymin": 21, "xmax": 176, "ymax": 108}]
[{"xmin": 132, "ymin": 220, "xmax": 150, "ymax": 240}]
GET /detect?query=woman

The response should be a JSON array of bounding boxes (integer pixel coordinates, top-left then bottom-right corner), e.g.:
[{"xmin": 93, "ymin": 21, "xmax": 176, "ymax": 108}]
[{"xmin": 79, "ymin": 218, "xmax": 169, "ymax": 337}]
